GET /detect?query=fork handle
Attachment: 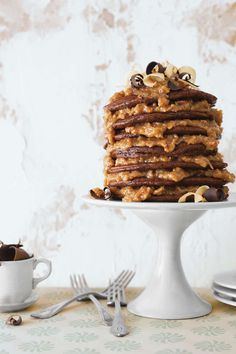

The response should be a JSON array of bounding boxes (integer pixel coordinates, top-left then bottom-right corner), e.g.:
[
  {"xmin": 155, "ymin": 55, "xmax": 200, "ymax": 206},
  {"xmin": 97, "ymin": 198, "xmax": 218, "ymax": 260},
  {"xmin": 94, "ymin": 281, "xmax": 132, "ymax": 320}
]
[
  {"xmin": 110, "ymin": 299, "xmax": 129, "ymax": 337},
  {"xmin": 89, "ymin": 295, "xmax": 113, "ymax": 326},
  {"xmin": 31, "ymin": 292, "xmax": 91, "ymax": 319}
]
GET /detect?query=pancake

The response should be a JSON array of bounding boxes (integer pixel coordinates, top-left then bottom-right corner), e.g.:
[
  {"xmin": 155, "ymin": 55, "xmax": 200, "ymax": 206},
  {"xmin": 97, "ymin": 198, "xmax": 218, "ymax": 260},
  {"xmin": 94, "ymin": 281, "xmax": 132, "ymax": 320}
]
[
  {"xmin": 105, "ymin": 89, "xmax": 217, "ymax": 112},
  {"xmin": 112, "ymin": 110, "xmax": 214, "ymax": 129},
  {"xmin": 108, "ymin": 177, "xmax": 226, "ymax": 188},
  {"xmin": 108, "ymin": 161, "xmax": 227, "ymax": 173},
  {"xmin": 111, "ymin": 143, "xmax": 216, "ymax": 158},
  {"xmin": 114, "ymin": 126, "xmax": 209, "ymax": 140}
]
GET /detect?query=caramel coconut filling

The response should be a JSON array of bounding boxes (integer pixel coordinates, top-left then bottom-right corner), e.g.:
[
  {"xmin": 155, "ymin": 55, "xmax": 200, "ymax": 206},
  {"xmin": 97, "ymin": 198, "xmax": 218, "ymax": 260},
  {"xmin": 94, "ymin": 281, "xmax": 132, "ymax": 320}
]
[
  {"xmin": 105, "ymin": 168, "xmax": 234, "ymax": 185},
  {"xmin": 110, "ymin": 185, "xmax": 229, "ymax": 202},
  {"xmin": 108, "ymin": 136, "xmax": 218, "ymax": 153},
  {"xmin": 105, "ymin": 88, "xmax": 217, "ymax": 113},
  {"xmin": 107, "ymin": 153, "xmax": 224, "ymax": 167},
  {"xmin": 123, "ymin": 120, "xmax": 221, "ymax": 139},
  {"xmin": 104, "ymin": 101, "xmax": 216, "ymax": 128}
]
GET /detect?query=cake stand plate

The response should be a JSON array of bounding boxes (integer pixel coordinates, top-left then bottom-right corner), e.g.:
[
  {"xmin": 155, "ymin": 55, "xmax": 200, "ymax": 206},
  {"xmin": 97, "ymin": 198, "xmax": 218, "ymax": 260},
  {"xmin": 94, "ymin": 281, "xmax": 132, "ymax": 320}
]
[{"xmin": 83, "ymin": 193, "xmax": 236, "ymax": 319}]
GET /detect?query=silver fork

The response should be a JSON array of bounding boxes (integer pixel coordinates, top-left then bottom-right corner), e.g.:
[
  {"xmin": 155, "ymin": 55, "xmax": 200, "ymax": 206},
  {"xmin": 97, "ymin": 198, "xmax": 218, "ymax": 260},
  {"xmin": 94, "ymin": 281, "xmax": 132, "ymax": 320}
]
[
  {"xmin": 108, "ymin": 281, "xmax": 129, "ymax": 337},
  {"xmin": 31, "ymin": 270, "xmax": 135, "ymax": 319},
  {"xmin": 71, "ymin": 274, "xmax": 113, "ymax": 326}
]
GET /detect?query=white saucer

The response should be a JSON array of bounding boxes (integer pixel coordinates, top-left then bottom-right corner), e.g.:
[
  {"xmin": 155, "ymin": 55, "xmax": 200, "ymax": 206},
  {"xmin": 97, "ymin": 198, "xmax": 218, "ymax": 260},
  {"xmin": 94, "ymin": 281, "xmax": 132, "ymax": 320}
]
[
  {"xmin": 213, "ymin": 283, "xmax": 236, "ymax": 297},
  {"xmin": 213, "ymin": 290, "xmax": 236, "ymax": 307},
  {"xmin": 0, "ymin": 292, "xmax": 39, "ymax": 312},
  {"xmin": 213, "ymin": 271, "xmax": 236, "ymax": 290}
]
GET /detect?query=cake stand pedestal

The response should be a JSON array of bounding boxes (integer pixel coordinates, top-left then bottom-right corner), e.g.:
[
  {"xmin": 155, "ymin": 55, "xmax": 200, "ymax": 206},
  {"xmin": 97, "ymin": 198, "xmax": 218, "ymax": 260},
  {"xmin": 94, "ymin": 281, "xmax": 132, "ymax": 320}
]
[{"xmin": 83, "ymin": 194, "xmax": 236, "ymax": 319}]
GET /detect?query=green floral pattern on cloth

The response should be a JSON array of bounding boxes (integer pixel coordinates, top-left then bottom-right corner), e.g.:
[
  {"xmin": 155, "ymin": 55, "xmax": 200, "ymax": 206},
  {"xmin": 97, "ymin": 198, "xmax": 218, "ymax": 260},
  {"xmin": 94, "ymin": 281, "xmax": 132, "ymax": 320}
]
[
  {"xmin": 194, "ymin": 340, "xmax": 232, "ymax": 352},
  {"xmin": 0, "ymin": 288, "xmax": 236, "ymax": 354},
  {"xmin": 27, "ymin": 326, "xmax": 59, "ymax": 336},
  {"xmin": 150, "ymin": 320, "xmax": 182, "ymax": 329},
  {"xmin": 69, "ymin": 319, "xmax": 98, "ymax": 328},
  {"xmin": 64, "ymin": 349, "xmax": 100, "ymax": 354},
  {"xmin": 18, "ymin": 340, "xmax": 55, "ymax": 352},
  {"xmin": 150, "ymin": 332, "xmax": 185, "ymax": 343},
  {"xmin": 155, "ymin": 350, "xmax": 192, "ymax": 354},
  {"xmin": 64, "ymin": 332, "xmax": 98, "ymax": 343},
  {"xmin": 104, "ymin": 340, "xmax": 142, "ymax": 351},
  {"xmin": 0, "ymin": 332, "xmax": 16, "ymax": 343}
]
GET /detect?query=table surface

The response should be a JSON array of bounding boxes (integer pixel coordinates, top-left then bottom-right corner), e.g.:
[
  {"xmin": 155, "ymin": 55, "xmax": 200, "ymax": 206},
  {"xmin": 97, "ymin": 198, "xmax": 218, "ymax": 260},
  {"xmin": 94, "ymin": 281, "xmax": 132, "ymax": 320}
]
[{"xmin": 1, "ymin": 288, "xmax": 236, "ymax": 354}]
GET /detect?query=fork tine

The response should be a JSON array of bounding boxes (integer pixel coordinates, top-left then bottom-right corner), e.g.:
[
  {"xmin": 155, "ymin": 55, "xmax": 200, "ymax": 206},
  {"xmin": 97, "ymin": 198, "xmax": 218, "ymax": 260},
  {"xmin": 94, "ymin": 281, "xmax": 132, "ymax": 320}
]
[
  {"xmin": 81, "ymin": 274, "xmax": 90, "ymax": 292},
  {"xmin": 107, "ymin": 279, "xmax": 112, "ymax": 302},
  {"xmin": 112, "ymin": 282, "xmax": 116, "ymax": 303},
  {"xmin": 119, "ymin": 270, "xmax": 135, "ymax": 288},
  {"xmin": 78, "ymin": 274, "xmax": 85, "ymax": 292},
  {"xmin": 115, "ymin": 270, "xmax": 135, "ymax": 289},
  {"xmin": 122, "ymin": 271, "xmax": 135, "ymax": 288},
  {"xmin": 75, "ymin": 274, "xmax": 80, "ymax": 291},
  {"xmin": 117, "ymin": 286, "xmax": 121, "ymax": 302},
  {"xmin": 103, "ymin": 270, "xmax": 127, "ymax": 293},
  {"xmin": 70, "ymin": 275, "xmax": 75, "ymax": 290},
  {"xmin": 71, "ymin": 274, "xmax": 79, "ymax": 291},
  {"xmin": 120, "ymin": 285, "xmax": 127, "ymax": 304},
  {"xmin": 116, "ymin": 270, "xmax": 131, "ymax": 288},
  {"xmin": 113, "ymin": 270, "xmax": 131, "ymax": 288}
]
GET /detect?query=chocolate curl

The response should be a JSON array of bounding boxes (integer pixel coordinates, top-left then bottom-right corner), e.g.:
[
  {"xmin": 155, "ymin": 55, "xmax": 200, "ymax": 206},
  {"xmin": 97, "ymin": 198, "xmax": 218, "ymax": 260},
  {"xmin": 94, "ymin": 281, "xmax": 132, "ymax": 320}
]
[
  {"xmin": 168, "ymin": 80, "xmax": 182, "ymax": 91},
  {"xmin": 90, "ymin": 188, "xmax": 105, "ymax": 200},
  {"xmin": 203, "ymin": 188, "xmax": 226, "ymax": 202},
  {"xmin": 90, "ymin": 187, "xmax": 112, "ymax": 200},
  {"xmin": 185, "ymin": 194, "xmax": 195, "ymax": 202}
]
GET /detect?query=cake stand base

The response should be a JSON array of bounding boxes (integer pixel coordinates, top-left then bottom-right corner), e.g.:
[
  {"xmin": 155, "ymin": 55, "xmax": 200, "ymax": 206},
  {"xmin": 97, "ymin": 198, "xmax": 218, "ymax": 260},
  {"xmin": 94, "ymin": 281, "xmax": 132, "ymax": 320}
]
[
  {"xmin": 127, "ymin": 209, "xmax": 211, "ymax": 319},
  {"xmin": 83, "ymin": 194, "xmax": 236, "ymax": 319}
]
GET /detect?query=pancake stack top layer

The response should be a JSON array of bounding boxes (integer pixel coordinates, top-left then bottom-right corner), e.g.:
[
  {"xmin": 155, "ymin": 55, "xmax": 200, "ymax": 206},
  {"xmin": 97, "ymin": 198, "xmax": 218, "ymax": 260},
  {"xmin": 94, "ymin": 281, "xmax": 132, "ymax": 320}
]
[{"xmin": 91, "ymin": 61, "xmax": 235, "ymax": 202}]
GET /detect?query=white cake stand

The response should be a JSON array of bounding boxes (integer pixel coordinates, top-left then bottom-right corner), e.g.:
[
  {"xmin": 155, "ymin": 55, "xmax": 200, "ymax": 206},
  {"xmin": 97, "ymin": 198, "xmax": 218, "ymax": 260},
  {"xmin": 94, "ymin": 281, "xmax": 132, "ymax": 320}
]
[{"xmin": 83, "ymin": 193, "xmax": 236, "ymax": 319}]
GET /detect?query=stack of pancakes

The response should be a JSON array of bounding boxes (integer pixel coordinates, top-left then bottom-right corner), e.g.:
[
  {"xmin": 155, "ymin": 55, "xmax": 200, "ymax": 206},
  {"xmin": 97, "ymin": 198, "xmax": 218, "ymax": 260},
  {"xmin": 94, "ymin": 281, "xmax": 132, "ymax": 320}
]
[{"xmin": 99, "ymin": 62, "xmax": 235, "ymax": 202}]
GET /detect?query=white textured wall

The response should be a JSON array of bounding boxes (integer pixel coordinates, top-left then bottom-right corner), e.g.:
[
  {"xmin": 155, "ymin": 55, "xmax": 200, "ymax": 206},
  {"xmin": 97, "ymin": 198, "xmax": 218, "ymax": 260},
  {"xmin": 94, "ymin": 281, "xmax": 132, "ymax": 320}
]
[{"xmin": 0, "ymin": 0, "xmax": 236, "ymax": 288}]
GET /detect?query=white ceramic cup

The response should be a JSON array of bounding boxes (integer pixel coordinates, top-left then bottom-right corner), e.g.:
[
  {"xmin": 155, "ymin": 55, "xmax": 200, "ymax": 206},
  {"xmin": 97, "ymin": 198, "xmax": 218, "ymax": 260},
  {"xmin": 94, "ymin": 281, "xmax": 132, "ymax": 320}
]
[{"xmin": 0, "ymin": 256, "xmax": 52, "ymax": 304}]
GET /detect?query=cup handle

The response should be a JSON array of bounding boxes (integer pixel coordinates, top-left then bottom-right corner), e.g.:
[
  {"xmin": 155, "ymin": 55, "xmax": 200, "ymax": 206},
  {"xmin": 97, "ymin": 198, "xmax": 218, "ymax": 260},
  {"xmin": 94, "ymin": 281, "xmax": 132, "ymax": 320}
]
[{"xmin": 32, "ymin": 258, "xmax": 52, "ymax": 289}]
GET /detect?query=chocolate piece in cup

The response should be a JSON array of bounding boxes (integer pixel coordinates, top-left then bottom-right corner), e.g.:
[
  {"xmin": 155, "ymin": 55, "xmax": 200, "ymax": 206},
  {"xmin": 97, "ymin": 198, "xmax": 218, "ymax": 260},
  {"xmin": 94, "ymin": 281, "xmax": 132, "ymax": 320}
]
[{"xmin": 0, "ymin": 241, "xmax": 30, "ymax": 262}]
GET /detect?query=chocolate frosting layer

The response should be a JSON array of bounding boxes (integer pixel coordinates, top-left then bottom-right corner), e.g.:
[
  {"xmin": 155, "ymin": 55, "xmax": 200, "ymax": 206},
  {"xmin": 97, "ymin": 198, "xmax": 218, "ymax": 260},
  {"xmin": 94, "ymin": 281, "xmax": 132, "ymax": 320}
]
[
  {"xmin": 111, "ymin": 143, "xmax": 216, "ymax": 158},
  {"xmin": 105, "ymin": 89, "xmax": 217, "ymax": 112},
  {"xmin": 105, "ymin": 95, "xmax": 155, "ymax": 112},
  {"xmin": 108, "ymin": 176, "xmax": 226, "ymax": 188},
  {"xmin": 108, "ymin": 161, "xmax": 227, "ymax": 173},
  {"xmin": 169, "ymin": 89, "xmax": 217, "ymax": 105},
  {"xmin": 112, "ymin": 111, "xmax": 214, "ymax": 129}
]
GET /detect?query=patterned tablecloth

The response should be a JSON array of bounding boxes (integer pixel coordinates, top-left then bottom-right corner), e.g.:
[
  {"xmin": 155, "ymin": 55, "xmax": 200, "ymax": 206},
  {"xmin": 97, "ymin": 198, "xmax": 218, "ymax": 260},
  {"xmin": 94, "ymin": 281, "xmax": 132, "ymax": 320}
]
[{"xmin": 1, "ymin": 288, "xmax": 236, "ymax": 354}]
